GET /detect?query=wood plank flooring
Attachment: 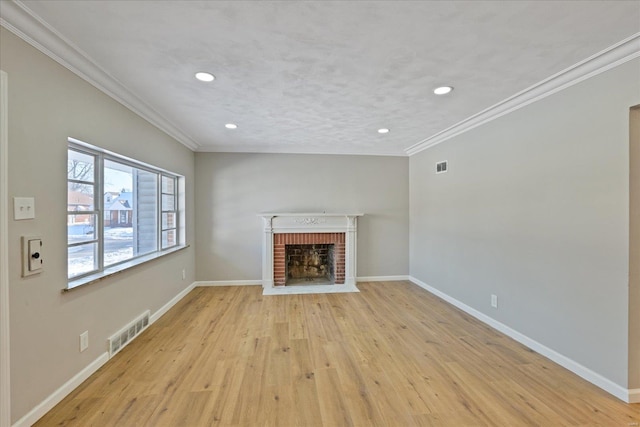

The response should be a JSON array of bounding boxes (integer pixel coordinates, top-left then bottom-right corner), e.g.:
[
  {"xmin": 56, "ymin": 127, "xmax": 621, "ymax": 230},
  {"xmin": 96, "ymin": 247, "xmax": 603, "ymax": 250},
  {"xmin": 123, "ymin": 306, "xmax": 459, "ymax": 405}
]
[{"xmin": 35, "ymin": 281, "xmax": 640, "ymax": 426}]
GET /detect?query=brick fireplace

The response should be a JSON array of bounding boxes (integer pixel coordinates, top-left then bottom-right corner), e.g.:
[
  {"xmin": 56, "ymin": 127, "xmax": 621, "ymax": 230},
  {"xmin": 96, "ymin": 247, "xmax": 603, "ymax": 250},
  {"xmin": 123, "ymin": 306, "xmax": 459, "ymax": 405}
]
[
  {"xmin": 274, "ymin": 232, "xmax": 345, "ymax": 286},
  {"xmin": 260, "ymin": 213, "xmax": 362, "ymax": 295}
]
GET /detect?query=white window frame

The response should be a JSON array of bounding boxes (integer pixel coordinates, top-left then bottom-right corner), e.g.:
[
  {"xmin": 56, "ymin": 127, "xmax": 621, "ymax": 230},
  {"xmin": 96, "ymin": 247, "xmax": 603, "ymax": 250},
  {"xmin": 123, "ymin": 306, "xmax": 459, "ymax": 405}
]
[{"xmin": 67, "ymin": 138, "xmax": 185, "ymax": 290}]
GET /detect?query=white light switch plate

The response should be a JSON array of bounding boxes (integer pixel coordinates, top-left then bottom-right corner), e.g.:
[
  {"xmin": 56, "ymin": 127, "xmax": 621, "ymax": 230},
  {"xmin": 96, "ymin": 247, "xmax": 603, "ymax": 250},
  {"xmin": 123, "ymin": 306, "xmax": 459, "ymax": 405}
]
[{"xmin": 14, "ymin": 197, "xmax": 35, "ymax": 220}]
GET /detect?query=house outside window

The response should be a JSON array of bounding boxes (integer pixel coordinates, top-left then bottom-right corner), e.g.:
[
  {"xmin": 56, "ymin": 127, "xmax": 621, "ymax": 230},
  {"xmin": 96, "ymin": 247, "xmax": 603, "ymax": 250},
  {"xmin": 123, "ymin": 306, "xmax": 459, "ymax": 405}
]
[{"xmin": 67, "ymin": 139, "xmax": 183, "ymax": 285}]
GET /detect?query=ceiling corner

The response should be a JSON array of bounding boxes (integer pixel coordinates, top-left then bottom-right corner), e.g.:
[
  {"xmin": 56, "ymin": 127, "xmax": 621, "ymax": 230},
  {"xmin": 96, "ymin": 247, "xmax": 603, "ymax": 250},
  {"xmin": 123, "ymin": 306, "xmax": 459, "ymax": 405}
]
[
  {"xmin": 405, "ymin": 32, "xmax": 640, "ymax": 157},
  {"xmin": 0, "ymin": 0, "xmax": 200, "ymax": 152}
]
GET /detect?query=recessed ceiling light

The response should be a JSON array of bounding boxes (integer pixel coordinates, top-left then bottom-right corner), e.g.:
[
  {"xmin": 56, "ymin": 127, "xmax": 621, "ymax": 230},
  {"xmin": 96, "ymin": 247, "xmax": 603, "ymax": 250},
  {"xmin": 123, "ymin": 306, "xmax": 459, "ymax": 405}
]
[
  {"xmin": 195, "ymin": 72, "xmax": 215, "ymax": 82},
  {"xmin": 225, "ymin": 123, "xmax": 237, "ymax": 129},
  {"xmin": 378, "ymin": 128, "xmax": 390, "ymax": 134},
  {"xmin": 434, "ymin": 86, "xmax": 453, "ymax": 95}
]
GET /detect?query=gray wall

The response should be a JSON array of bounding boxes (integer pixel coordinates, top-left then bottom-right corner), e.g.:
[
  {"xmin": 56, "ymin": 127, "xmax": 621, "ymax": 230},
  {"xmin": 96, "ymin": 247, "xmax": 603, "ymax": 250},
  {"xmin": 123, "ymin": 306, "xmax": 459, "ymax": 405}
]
[
  {"xmin": 195, "ymin": 153, "xmax": 409, "ymax": 281},
  {"xmin": 410, "ymin": 58, "xmax": 640, "ymax": 388},
  {"xmin": 1, "ymin": 28, "xmax": 196, "ymax": 423}
]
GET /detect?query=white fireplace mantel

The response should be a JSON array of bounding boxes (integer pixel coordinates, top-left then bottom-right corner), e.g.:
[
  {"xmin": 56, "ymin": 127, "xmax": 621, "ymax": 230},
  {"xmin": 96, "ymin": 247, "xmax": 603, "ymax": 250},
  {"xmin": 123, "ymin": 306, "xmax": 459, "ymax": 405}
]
[{"xmin": 259, "ymin": 213, "xmax": 363, "ymax": 295}]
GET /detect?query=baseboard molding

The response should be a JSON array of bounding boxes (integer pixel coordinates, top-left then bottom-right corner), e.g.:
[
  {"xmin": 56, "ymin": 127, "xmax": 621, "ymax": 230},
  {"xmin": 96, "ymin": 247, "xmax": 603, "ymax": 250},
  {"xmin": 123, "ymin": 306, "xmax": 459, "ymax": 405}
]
[
  {"xmin": 195, "ymin": 280, "xmax": 262, "ymax": 287},
  {"xmin": 196, "ymin": 277, "xmax": 411, "ymax": 286},
  {"xmin": 196, "ymin": 277, "xmax": 411, "ymax": 287},
  {"xmin": 14, "ymin": 282, "xmax": 197, "ymax": 426},
  {"xmin": 629, "ymin": 389, "xmax": 640, "ymax": 404},
  {"xmin": 357, "ymin": 275, "xmax": 410, "ymax": 282},
  {"xmin": 12, "ymin": 352, "xmax": 109, "ymax": 427},
  {"xmin": 149, "ymin": 282, "xmax": 196, "ymax": 324},
  {"xmin": 408, "ymin": 276, "xmax": 632, "ymax": 403}
]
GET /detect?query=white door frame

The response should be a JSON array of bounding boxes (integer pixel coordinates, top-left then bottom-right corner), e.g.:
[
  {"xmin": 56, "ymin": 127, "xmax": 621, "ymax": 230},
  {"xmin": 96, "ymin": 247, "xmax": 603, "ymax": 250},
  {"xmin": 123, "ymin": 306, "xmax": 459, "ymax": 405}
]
[{"xmin": 0, "ymin": 70, "xmax": 11, "ymax": 427}]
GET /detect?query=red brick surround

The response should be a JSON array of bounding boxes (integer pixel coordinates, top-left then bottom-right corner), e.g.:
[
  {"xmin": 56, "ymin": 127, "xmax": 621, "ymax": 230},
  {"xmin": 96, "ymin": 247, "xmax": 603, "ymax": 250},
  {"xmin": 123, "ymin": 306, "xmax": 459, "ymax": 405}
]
[{"xmin": 274, "ymin": 233, "xmax": 345, "ymax": 286}]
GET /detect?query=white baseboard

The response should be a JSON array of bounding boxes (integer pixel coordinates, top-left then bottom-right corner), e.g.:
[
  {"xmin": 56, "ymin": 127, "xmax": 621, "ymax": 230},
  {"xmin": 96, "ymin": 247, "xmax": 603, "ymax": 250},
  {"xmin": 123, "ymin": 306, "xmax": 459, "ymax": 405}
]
[
  {"xmin": 408, "ymin": 276, "xmax": 632, "ymax": 403},
  {"xmin": 195, "ymin": 277, "xmax": 411, "ymax": 286},
  {"xmin": 14, "ymin": 282, "xmax": 197, "ymax": 426},
  {"xmin": 12, "ymin": 352, "xmax": 109, "ymax": 427},
  {"xmin": 149, "ymin": 282, "xmax": 196, "ymax": 324},
  {"xmin": 195, "ymin": 280, "xmax": 262, "ymax": 287},
  {"xmin": 357, "ymin": 275, "xmax": 410, "ymax": 282},
  {"xmin": 629, "ymin": 389, "xmax": 640, "ymax": 404}
]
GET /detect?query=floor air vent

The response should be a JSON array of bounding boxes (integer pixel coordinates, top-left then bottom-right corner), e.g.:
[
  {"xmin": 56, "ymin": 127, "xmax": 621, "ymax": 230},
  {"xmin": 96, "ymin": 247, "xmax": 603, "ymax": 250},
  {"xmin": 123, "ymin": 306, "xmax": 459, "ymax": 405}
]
[{"xmin": 108, "ymin": 310, "xmax": 150, "ymax": 358}]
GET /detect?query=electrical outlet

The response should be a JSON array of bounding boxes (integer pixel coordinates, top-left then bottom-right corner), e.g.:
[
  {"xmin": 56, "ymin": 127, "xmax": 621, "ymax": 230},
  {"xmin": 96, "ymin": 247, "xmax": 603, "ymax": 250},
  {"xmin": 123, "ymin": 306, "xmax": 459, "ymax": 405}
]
[
  {"xmin": 491, "ymin": 294, "xmax": 498, "ymax": 309},
  {"xmin": 182, "ymin": 269, "xmax": 186, "ymax": 280},
  {"xmin": 80, "ymin": 331, "xmax": 89, "ymax": 352}
]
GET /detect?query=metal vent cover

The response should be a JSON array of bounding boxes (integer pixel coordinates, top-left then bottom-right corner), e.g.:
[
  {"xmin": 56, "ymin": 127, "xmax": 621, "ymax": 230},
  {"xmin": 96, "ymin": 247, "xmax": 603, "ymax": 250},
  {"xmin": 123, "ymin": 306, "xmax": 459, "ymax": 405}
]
[
  {"xmin": 436, "ymin": 161, "xmax": 448, "ymax": 174},
  {"xmin": 108, "ymin": 310, "xmax": 150, "ymax": 358}
]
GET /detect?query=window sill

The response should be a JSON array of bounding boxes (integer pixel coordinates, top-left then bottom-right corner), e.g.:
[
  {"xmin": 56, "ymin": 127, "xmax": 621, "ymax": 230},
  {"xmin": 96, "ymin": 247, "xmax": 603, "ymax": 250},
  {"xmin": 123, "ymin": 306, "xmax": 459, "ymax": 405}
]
[{"xmin": 64, "ymin": 244, "xmax": 190, "ymax": 292}]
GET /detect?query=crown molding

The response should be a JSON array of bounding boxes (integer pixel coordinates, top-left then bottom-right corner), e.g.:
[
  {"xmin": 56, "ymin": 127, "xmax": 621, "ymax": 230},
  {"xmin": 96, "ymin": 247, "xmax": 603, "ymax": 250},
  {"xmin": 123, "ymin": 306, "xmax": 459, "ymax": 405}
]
[
  {"xmin": 405, "ymin": 32, "xmax": 640, "ymax": 156},
  {"xmin": 195, "ymin": 145, "xmax": 408, "ymax": 157},
  {"xmin": 0, "ymin": 0, "xmax": 200, "ymax": 151},
  {"xmin": 2, "ymin": 0, "xmax": 637, "ymax": 157}
]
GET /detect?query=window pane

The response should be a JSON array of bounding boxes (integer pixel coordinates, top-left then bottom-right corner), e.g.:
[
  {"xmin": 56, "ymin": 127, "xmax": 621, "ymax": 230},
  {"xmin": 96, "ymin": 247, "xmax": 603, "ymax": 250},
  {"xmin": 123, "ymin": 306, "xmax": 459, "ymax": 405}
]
[
  {"xmin": 68, "ymin": 182, "xmax": 94, "ymax": 211},
  {"xmin": 68, "ymin": 150, "xmax": 94, "ymax": 182},
  {"xmin": 162, "ymin": 175, "xmax": 175, "ymax": 194},
  {"xmin": 134, "ymin": 168, "xmax": 158, "ymax": 255},
  {"xmin": 68, "ymin": 214, "xmax": 96, "ymax": 244},
  {"xmin": 68, "ymin": 141, "xmax": 183, "ymax": 285},
  {"xmin": 162, "ymin": 212, "xmax": 175, "ymax": 230},
  {"xmin": 104, "ymin": 160, "xmax": 134, "ymax": 266},
  {"xmin": 68, "ymin": 242, "xmax": 98, "ymax": 278},
  {"xmin": 104, "ymin": 160, "xmax": 133, "ymax": 194},
  {"xmin": 104, "ymin": 226, "xmax": 133, "ymax": 266},
  {"xmin": 162, "ymin": 194, "xmax": 175, "ymax": 211},
  {"xmin": 162, "ymin": 230, "xmax": 176, "ymax": 249}
]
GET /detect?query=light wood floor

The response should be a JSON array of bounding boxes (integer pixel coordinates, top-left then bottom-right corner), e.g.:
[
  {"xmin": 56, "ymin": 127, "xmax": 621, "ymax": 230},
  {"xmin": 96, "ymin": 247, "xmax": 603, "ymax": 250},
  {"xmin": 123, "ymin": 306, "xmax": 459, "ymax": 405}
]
[{"xmin": 35, "ymin": 281, "xmax": 640, "ymax": 426}]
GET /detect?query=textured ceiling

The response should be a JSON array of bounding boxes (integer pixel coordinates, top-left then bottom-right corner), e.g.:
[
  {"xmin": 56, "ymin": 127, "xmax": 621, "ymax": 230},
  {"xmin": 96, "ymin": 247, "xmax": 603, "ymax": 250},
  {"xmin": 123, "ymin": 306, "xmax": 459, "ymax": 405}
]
[{"xmin": 14, "ymin": 1, "xmax": 640, "ymax": 155}]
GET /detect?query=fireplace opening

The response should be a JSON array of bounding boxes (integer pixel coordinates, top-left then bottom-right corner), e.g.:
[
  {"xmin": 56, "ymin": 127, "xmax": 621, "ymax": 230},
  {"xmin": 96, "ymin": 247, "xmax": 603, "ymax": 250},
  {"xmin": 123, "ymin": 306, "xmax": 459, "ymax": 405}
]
[
  {"xmin": 285, "ymin": 244, "xmax": 334, "ymax": 285},
  {"xmin": 273, "ymin": 232, "xmax": 346, "ymax": 286}
]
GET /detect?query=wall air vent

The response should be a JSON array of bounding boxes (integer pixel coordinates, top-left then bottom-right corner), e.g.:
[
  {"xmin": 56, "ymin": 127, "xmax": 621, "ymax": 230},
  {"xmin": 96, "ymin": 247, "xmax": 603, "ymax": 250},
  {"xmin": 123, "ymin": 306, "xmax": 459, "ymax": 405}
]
[
  {"xmin": 436, "ymin": 160, "xmax": 448, "ymax": 174},
  {"xmin": 108, "ymin": 310, "xmax": 150, "ymax": 358}
]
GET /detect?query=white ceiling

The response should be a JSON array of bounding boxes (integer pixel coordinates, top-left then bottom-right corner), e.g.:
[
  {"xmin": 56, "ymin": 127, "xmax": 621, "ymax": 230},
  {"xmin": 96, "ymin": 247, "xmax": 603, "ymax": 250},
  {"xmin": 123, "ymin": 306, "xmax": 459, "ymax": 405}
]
[{"xmin": 7, "ymin": 1, "xmax": 640, "ymax": 155}]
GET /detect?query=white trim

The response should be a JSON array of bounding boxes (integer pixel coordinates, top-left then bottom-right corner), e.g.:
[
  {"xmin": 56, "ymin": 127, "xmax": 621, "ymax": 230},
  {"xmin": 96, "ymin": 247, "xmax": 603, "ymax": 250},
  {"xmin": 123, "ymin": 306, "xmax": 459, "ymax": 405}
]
[
  {"xmin": 0, "ymin": 70, "xmax": 10, "ymax": 427},
  {"xmin": 195, "ymin": 146, "xmax": 408, "ymax": 157},
  {"xmin": 263, "ymin": 283, "xmax": 359, "ymax": 296},
  {"xmin": 149, "ymin": 282, "xmax": 196, "ymax": 324},
  {"xmin": 260, "ymin": 214, "xmax": 363, "ymax": 290},
  {"xmin": 628, "ymin": 389, "xmax": 640, "ymax": 404},
  {"xmin": 11, "ymin": 352, "xmax": 110, "ymax": 427},
  {"xmin": 13, "ymin": 282, "xmax": 197, "ymax": 426},
  {"xmin": 195, "ymin": 280, "xmax": 262, "ymax": 287},
  {"xmin": 405, "ymin": 33, "xmax": 640, "ymax": 156},
  {"xmin": 408, "ymin": 276, "xmax": 633, "ymax": 402},
  {"xmin": 356, "ymin": 275, "xmax": 410, "ymax": 282},
  {"xmin": 3, "ymin": 0, "xmax": 637, "ymax": 159},
  {"xmin": 0, "ymin": 1, "xmax": 199, "ymax": 152}
]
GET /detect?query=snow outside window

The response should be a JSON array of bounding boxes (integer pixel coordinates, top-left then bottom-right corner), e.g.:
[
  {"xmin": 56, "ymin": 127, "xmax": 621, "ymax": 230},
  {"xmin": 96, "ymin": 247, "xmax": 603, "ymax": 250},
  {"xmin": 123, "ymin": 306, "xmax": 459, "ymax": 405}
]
[{"xmin": 67, "ymin": 140, "xmax": 182, "ymax": 284}]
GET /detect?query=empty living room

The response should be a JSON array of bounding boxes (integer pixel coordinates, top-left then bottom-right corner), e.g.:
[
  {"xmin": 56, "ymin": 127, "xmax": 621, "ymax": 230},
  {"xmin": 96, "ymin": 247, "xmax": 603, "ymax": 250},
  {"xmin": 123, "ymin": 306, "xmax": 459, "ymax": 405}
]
[{"xmin": 1, "ymin": 1, "xmax": 639, "ymax": 426}]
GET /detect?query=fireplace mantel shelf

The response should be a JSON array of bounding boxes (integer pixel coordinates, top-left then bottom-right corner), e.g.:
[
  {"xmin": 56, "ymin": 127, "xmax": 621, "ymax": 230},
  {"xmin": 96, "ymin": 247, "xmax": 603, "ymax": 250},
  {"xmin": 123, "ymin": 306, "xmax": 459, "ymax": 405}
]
[
  {"xmin": 259, "ymin": 213, "xmax": 364, "ymax": 217},
  {"xmin": 260, "ymin": 213, "xmax": 363, "ymax": 295}
]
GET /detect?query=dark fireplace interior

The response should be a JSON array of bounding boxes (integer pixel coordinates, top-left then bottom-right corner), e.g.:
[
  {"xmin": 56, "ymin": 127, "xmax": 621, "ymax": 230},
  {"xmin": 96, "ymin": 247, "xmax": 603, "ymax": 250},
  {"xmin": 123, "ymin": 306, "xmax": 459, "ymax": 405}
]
[{"xmin": 285, "ymin": 244, "xmax": 335, "ymax": 285}]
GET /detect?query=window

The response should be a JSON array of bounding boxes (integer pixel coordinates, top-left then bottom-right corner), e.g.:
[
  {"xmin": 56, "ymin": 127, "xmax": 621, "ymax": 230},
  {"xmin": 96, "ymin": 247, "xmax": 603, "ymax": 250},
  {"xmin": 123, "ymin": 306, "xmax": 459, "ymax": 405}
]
[
  {"xmin": 67, "ymin": 139, "xmax": 183, "ymax": 287},
  {"xmin": 161, "ymin": 175, "xmax": 178, "ymax": 249}
]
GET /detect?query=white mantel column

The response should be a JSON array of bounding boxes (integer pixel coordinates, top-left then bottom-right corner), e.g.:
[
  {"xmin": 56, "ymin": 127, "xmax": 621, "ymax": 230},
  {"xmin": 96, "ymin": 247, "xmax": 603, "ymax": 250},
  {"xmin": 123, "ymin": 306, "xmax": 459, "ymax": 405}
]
[
  {"xmin": 261, "ymin": 215, "xmax": 274, "ymax": 288},
  {"xmin": 344, "ymin": 215, "xmax": 358, "ymax": 286}
]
